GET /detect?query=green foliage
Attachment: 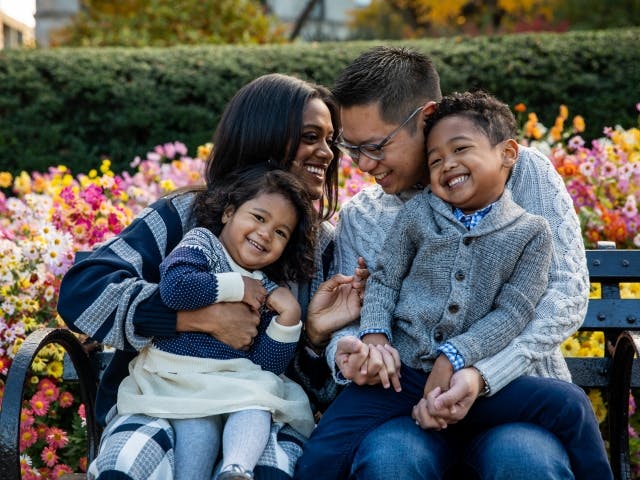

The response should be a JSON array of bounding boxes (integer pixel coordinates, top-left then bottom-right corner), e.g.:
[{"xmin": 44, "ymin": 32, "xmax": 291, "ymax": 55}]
[
  {"xmin": 1, "ymin": 28, "xmax": 638, "ymax": 174},
  {"xmin": 52, "ymin": 0, "xmax": 285, "ymax": 47}
]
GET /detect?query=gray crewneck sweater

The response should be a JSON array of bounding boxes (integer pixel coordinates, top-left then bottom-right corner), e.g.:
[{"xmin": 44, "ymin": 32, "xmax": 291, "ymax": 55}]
[{"xmin": 329, "ymin": 145, "xmax": 589, "ymax": 395}]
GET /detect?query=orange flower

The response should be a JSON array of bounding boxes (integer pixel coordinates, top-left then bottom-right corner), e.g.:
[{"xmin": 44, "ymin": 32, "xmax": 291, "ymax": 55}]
[
  {"xmin": 573, "ymin": 115, "xmax": 585, "ymax": 133},
  {"xmin": 514, "ymin": 103, "xmax": 526, "ymax": 113}
]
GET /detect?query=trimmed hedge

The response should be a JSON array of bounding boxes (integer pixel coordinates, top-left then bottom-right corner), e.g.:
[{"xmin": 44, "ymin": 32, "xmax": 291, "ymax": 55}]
[{"xmin": 1, "ymin": 27, "xmax": 638, "ymax": 174}]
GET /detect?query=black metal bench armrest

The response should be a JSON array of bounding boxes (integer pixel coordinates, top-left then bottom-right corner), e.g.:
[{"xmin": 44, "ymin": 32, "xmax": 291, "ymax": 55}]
[
  {"xmin": 608, "ymin": 331, "xmax": 640, "ymax": 480},
  {"xmin": 0, "ymin": 328, "xmax": 101, "ymax": 480}
]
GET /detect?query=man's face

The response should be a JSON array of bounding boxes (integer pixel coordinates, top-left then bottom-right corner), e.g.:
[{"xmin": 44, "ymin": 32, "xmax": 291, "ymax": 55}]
[{"xmin": 340, "ymin": 103, "xmax": 430, "ymax": 195}]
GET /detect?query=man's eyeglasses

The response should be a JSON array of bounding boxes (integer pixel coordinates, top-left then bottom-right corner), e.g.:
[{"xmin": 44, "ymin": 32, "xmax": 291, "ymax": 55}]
[{"xmin": 337, "ymin": 106, "xmax": 423, "ymax": 163}]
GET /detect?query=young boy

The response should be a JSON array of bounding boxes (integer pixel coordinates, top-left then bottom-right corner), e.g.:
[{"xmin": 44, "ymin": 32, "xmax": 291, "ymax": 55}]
[{"xmin": 295, "ymin": 91, "xmax": 612, "ymax": 480}]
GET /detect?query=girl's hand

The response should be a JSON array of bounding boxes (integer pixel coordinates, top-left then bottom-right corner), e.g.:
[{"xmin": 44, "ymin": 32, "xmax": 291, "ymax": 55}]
[
  {"xmin": 266, "ymin": 286, "xmax": 301, "ymax": 326},
  {"xmin": 242, "ymin": 276, "xmax": 267, "ymax": 311}
]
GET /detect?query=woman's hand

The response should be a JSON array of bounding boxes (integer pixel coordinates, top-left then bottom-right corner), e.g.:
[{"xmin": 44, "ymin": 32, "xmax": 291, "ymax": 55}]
[
  {"xmin": 176, "ymin": 303, "xmax": 260, "ymax": 350},
  {"xmin": 305, "ymin": 274, "xmax": 362, "ymax": 347}
]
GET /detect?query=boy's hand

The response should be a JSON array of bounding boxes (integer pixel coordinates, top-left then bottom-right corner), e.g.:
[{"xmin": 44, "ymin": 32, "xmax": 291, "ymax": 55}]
[
  {"xmin": 242, "ymin": 276, "xmax": 267, "ymax": 311},
  {"xmin": 422, "ymin": 354, "xmax": 454, "ymax": 402},
  {"xmin": 426, "ymin": 367, "xmax": 484, "ymax": 423},
  {"xmin": 266, "ymin": 286, "xmax": 301, "ymax": 326}
]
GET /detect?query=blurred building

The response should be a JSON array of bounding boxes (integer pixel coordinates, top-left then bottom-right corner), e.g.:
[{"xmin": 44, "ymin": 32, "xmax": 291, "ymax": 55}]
[
  {"xmin": 264, "ymin": 0, "xmax": 368, "ymax": 41},
  {"xmin": 34, "ymin": 0, "xmax": 78, "ymax": 47},
  {"xmin": 0, "ymin": 10, "xmax": 34, "ymax": 49}
]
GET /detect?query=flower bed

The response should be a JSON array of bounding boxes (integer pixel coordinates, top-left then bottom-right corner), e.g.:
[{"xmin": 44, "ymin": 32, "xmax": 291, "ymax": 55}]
[{"xmin": 0, "ymin": 105, "xmax": 638, "ymax": 478}]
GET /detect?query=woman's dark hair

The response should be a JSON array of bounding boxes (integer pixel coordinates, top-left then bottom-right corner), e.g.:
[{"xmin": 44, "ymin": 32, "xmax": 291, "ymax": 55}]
[
  {"xmin": 204, "ymin": 73, "xmax": 340, "ymax": 221},
  {"xmin": 193, "ymin": 164, "xmax": 317, "ymax": 283}
]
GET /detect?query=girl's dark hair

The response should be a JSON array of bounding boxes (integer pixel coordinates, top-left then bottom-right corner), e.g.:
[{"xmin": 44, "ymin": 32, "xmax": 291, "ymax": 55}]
[
  {"xmin": 424, "ymin": 90, "xmax": 517, "ymax": 146},
  {"xmin": 193, "ymin": 164, "xmax": 317, "ymax": 283},
  {"xmin": 203, "ymin": 73, "xmax": 340, "ymax": 221}
]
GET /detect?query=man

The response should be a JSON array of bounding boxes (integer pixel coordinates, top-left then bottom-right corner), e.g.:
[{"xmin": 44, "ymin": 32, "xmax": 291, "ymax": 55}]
[{"xmin": 298, "ymin": 46, "xmax": 591, "ymax": 479}]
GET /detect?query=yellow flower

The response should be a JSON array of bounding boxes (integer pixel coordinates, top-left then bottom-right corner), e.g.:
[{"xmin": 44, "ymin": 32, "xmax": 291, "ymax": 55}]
[
  {"xmin": 561, "ymin": 337, "xmax": 581, "ymax": 357},
  {"xmin": 46, "ymin": 360, "xmax": 64, "ymax": 378},
  {"xmin": 0, "ymin": 171, "xmax": 13, "ymax": 188},
  {"xmin": 197, "ymin": 143, "xmax": 213, "ymax": 160},
  {"xmin": 588, "ymin": 389, "xmax": 607, "ymax": 423}
]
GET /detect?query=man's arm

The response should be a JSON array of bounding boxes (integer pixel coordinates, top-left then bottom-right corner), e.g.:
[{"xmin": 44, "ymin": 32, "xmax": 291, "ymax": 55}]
[{"xmin": 474, "ymin": 146, "xmax": 589, "ymax": 394}]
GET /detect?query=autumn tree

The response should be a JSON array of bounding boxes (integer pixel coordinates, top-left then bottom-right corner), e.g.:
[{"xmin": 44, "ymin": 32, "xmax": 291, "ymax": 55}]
[
  {"xmin": 51, "ymin": 0, "xmax": 286, "ymax": 47},
  {"xmin": 348, "ymin": 0, "xmax": 638, "ymax": 39}
]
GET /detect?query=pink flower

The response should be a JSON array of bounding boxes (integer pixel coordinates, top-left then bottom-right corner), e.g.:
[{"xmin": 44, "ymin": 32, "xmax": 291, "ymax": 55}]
[
  {"xmin": 58, "ymin": 390, "xmax": 74, "ymax": 408},
  {"xmin": 52, "ymin": 464, "xmax": 73, "ymax": 478},
  {"xmin": 19, "ymin": 427, "xmax": 38, "ymax": 450},
  {"xmin": 46, "ymin": 426, "xmax": 69, "ymax": 449},
  {"xmin": 41, "ymin": 445, "xmax": 59, "ymax": 467},
  {"xmin": 29, "ymin": 392, "xmax": 50, "ymax": 416},
  {"xmin": 38, "ymin": 378, "xmax": 60, "ymax": 402}
]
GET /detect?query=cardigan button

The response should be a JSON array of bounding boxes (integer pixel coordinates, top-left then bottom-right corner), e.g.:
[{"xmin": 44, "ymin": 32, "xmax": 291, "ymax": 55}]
[
  {"xmin": 434, "ymin": 331, "xmax": 444, "ymax": 342},
  {"xmin": 448, "ymin": 304, "xmax": 460, "ymax": 314},
  {"xmin": 455, "ymin": 270, "xmax": 465, "ymax": 281},
  {"xmin": 463, "ymin": 237, "xmax": 472, "ymax": 246}
]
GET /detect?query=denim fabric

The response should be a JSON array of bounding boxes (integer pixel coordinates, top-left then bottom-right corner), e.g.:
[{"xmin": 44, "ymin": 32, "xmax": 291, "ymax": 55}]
[{"xmin": 295, "ymin": 366, "xmax": 612, "ymax": 480}]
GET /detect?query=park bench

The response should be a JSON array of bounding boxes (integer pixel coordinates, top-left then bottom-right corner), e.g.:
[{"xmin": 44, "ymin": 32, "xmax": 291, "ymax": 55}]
[{"xmin": 1, "ymin": 247, "xmax": 639, "ymax": 479}]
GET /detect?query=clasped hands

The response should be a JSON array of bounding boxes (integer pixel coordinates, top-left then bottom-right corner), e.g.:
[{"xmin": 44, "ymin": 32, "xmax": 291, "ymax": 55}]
[{"xmin": 335, "ymin": 336, "xmax": 485, "ymax": 430}]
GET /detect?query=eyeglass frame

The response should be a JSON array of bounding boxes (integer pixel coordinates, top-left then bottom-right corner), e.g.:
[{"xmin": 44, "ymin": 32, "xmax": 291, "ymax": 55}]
[{"xmin": 337, "ymin": 105, "xmax": 424, "ymax": 163}]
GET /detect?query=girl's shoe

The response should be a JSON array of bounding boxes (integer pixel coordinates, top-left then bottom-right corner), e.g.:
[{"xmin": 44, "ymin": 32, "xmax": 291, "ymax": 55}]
[{"xmin": 217, "ymin": 464, "xmax": 255, "ymax": 480}]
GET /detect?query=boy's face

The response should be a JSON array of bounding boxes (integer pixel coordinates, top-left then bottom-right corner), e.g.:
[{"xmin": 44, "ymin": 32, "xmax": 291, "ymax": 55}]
[
  {"xmin": 340, "ymin": 103, "xmax": 430, "ymax": 195},
  {"xmin": 426, "ymin": 115, "xmax": 517, "ymax": 214}
]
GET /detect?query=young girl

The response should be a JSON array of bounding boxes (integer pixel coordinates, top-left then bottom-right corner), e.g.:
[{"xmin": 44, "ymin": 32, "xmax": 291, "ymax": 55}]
[{"xmin": 117, "ymin": 165, "xmax": 318, "ymax": 480}]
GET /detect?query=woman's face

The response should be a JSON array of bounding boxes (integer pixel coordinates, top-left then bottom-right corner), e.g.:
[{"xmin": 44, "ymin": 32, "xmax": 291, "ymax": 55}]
[{"xmin": 289, "ymin": 98, "xmax": 335, "ymax": 201}]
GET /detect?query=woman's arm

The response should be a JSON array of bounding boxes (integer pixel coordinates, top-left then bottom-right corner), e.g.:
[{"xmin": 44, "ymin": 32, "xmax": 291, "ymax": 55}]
[{"xmin": 57, "ymin": 194, "xmax": 193, "ymax": 351}]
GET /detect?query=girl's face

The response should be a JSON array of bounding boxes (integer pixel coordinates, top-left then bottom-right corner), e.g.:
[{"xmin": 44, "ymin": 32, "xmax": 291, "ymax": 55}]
[
  {"xmin": 289, "ymin": 98, "xmax": 335, "ymax": 201},
  {"xmin": 218, "ymin": 192, "xmax": 298, "ymax": 271}
]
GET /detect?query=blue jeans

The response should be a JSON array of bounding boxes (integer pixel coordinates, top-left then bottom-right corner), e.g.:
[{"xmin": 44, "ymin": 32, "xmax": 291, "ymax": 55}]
[
  {"xmin": 294, "ymin": 365, "xmax": 612, "ymax": 480},
  {"xmin": 350, "ymin": 416, "xmax": 574, "ymax": 480}
]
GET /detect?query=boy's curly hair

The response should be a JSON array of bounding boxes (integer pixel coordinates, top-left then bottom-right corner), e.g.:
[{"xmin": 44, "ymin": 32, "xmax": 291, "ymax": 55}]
[
  {"xmin": 192, "ymin": 164, "xmax": 317, "ymax": 283},
  {"xmin": 424, "ymin": 90, "xmax": 517, "ymax": 146}
]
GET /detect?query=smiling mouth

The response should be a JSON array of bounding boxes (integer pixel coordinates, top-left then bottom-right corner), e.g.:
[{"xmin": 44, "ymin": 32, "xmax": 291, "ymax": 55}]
[
  {"xmin": 374, "ymin": 172, "xmax": 389, "ymax": 181},
  {"xmin": 447, "ymin": 175, "xmax": 469, "ymax": 188},
  {"xmin": 305, "ymin": 165, "xmax": 325, "ymax": 176},
  {"xmin": 247, "ymin": 239, "xmax": 265, "ymax": 251}
]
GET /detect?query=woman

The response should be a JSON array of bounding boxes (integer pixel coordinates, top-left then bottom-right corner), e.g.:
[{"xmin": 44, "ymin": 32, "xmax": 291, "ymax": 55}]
[{"xmin": 57, "ymin": 73, "xmax": 363, "ymax": 480}]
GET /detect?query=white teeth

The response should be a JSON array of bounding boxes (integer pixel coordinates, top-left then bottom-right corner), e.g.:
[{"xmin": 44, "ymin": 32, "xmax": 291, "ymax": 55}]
[
  {"xmin": 248, "ymin": 239, "xmax": 264, "ymax": 251},
  {"xmin": 448, "ymin": 175, "xmax": 468, "ymax": 187},
  {"xmin": 306, "ymin": 166, "xmax": 324, "ymax": 175},
  {"xmin": 374, "ymin": 172, "xmax": 389, "ymax": 180}
]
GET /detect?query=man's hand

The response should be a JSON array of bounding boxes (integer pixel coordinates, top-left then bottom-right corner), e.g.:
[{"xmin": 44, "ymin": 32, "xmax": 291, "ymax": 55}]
[
  {"xmin": 335, "ymin": 336, "xmax": 401, "ymax": 390},
  {"xmin": 426, "ymin": 367, "xmax": 484, "ymax": 423},
  {"xmin": 176, "ymin": 302, "xmax": 260, "ymax": 350},
  {"xmin": 361, "ymin": 334, "xmax": 402, "ymax": 391}
]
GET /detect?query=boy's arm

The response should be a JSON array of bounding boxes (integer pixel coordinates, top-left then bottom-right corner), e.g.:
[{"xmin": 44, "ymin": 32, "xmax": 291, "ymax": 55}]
[
  {"xmin": 448, "ymin": 219, "xmax": 553, "ymax": 366},
  {"xmin": 359, "ymin": 204, "xmax": 418, "ymax": 341},
  {"xmin": 474, "ymin": 147, "xmax": 589, "ymax": 394}
]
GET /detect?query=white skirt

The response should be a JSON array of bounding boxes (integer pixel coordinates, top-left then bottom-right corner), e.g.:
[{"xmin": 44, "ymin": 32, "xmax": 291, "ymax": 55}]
[{"xmin": 117, "ymin": 346, "xmax": 315, "ymax": 437}]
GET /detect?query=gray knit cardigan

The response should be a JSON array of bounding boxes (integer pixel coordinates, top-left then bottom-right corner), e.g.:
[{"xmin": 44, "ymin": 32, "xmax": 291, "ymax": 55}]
[
  {"xmin": 359, "ymin": 188, "xmax": 552, "ymax": 373},
  {"xmin": 329, "ymin": 145, "xmax": 589, "ymax": 395}
]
